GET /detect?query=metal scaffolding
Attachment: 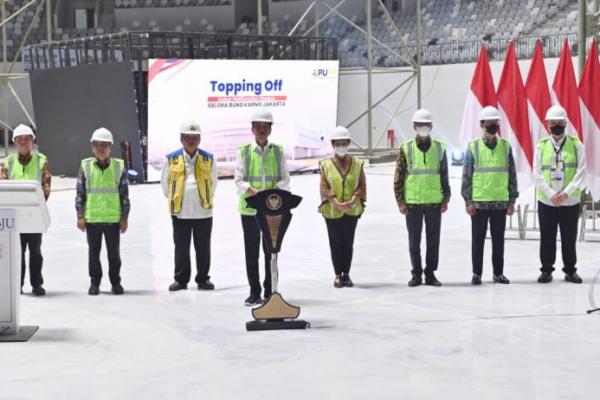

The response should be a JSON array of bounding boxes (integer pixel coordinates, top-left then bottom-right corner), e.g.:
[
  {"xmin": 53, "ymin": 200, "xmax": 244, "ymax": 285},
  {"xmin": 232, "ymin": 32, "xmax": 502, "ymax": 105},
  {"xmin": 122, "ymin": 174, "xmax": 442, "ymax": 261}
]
[
  {"xmin": 0, "ymin": 0, "xmax": 51, "ymax": 157},
  {"xmin": 282, "ymin": 0, "xmax": 422, "ymax": 160}
]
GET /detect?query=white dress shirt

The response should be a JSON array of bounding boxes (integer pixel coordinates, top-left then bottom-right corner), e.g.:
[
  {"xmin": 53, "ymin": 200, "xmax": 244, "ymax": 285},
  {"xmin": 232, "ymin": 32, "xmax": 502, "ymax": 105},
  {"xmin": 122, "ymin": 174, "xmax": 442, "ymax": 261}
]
[
  {"xmin": 161, "ymin": 149, "xmax": 218, "ymax": 219},
  {"xmin": 234, "ymin": 141, "xmax": 291, "ymax": 196},
  {"xmin": 534, "ymin": 135, "xmax": 586, "ymax": 207}
]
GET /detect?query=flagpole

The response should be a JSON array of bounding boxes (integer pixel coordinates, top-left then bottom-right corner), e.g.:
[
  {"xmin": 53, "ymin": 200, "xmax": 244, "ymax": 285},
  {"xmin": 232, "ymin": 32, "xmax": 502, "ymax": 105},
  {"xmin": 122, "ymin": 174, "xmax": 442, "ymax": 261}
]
[{"xmin": 578, "ymin": 0, "xmax": 586, "ymax": 78}]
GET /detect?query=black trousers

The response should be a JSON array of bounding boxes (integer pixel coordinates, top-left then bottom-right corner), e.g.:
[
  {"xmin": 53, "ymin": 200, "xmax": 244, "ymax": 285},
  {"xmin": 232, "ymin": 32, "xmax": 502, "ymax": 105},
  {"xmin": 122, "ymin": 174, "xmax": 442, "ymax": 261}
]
[
  {"xmin": 471, "ymin": 209, "xmax": 507, "ymax": 276},
  {"xmin": 538, "ymin": 202, "xmax": 579, "ymax": 274},
  {"xmin": 241, "ymin": 215, "xmax": 271, "ymax": 297},
  {"xmin": 324, "ymin": 215, "xmax": 359, "ymax": 276},
  {"xmin": 20, "ymin": 233, "xmax": 43, "ymax": 288},
  {"xmin": 405, "ymin": 206, "xmax": 442, "ymax": 276},
  {"xmin": 86, "ymin": 223, "xmax": 121, "ymax": 286},
  {"xmin": 172, "ymin": 216, "xmax": 212, "ymax": 284}
]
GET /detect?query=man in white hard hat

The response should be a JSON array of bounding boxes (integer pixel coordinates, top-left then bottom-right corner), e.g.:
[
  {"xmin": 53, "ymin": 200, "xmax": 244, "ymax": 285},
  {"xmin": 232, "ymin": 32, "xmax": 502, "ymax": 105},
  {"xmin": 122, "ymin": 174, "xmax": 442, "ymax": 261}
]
[
  {"xmin": 394, "ymin": 109, "xmax": 450, "ymax": 287},
  {"xmin": 0, "ymin": 124, "xmax": 51, "ymax": 296},
  {"xmin": 234, "ymin": 109, "xmax": 290, "ymax": 306},
  {"xmin": 319, "ymin": 126, "xmax": 366, "ymax": 288},
  {"xmin": 161, "ymin": 121, "xmax": 217, "ymax": 292},
  {"xmin": 75, "ymin": 127, "xmax": 130, "ymax": 295},
  {"xmin": 534, "ymin": 105, "xmax": 586, "ymax": 284},
  {"xmin": 461, "ymin": 106, "xmax": 518, "ymax": 285}
]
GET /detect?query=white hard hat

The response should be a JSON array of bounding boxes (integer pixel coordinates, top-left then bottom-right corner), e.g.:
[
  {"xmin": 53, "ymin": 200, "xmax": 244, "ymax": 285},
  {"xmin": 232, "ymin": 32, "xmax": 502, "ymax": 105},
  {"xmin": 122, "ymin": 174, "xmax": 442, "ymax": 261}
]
[
  {"xmin": 251, "ymin": 109, "xmax": 274, "ymax": 124},
  {"xmin": 545, "ymin": 105, "xmax": 567, "ymax": 121},
  {"xmin": 330, "ymin": 126, "xmax": 351, "ymax": 141},
  {"xmin": 412, "ymin": 108, "xmax": 433, "ymax": 123},
  {"xmin": 12, "ymin": 124, "xmax": 35, "ymax": 142},
  {"xmin": 479, "ymin": 106, "xmax": 501, "ymax": 121},
  {"xmin": 90, "ymin": 127, "xmax": 114, "ymax": 144},
  {"xmin": 179, "ymin": 120, "xmax": 201, "ymax": 135}
]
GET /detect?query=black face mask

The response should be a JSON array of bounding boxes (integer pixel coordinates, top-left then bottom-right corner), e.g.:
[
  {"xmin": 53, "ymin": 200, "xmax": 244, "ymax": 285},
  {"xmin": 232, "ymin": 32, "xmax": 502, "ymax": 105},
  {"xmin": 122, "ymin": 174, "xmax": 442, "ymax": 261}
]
[
  {"xmin": 485, "ymin": 124, "xmax": 499, "ymax": 135},
  {"xmin": 550, "ymin": 125, "xmax": 566, "ymax": 136}
]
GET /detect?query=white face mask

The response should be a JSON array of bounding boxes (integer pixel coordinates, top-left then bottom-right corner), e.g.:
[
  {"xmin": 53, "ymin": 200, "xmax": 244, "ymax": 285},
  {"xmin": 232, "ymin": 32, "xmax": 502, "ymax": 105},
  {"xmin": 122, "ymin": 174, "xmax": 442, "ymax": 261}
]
[
  {"xmin": 415, "ymin": 126, "xmax": 432, "ymax": 137},
  {"xmin": 334, "ymin": 145, "xmax": 349, "ymax": 157}
]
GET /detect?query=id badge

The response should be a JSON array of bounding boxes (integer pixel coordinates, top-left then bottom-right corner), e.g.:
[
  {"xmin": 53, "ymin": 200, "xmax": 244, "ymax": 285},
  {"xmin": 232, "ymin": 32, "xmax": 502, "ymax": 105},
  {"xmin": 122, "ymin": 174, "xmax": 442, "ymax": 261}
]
[
  {"xmin": 551, "ymin": 168, "xmax": 564, "ymax": 181},
  {"xmin": 556, "ymin": 160, "xmax": 565, "ymax": 171}
]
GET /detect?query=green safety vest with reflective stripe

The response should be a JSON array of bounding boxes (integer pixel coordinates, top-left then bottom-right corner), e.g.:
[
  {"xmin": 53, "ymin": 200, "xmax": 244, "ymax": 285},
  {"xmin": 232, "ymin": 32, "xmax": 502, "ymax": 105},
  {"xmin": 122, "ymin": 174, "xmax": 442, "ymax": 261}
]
[
  {"xmin": 238, "ymin": 143, "xmax": 283, "ymax": 216},
  {"xmin": 320, "ymin": 157, "xmax": 364, "ymax": 219},
  {"xmin": 537, "ymin": 136, "xmax": 581, "ymax": 200},
  {"xmin": 82, "ymin": 157, "xmax": 124, "ymax": 223},
  {"xmin": 402, "ymin": 139, "xmax": 445, "ymax": 205},
  {"xmin": 469, "ymin": 138, "xmax": 510, "ymax": 202},
  {"xmin": 5, "ymin": 152, "xmax": 47, "ymax": 182}
]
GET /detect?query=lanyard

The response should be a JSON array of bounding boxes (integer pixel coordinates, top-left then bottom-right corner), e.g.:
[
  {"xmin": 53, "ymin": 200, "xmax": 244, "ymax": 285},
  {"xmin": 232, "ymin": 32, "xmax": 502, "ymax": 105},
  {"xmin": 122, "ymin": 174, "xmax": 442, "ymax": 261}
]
[{"xmin": 552, "ymin": 138, "xmax": 567, "ymax": 167}]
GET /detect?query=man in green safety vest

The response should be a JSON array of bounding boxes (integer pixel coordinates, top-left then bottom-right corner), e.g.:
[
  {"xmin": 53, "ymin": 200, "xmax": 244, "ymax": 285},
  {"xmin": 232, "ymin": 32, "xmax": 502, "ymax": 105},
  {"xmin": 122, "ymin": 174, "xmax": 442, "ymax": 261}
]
[
  {"xmin": 0, "ymin": 124, "xmax": 51, "ymax": 296},
  {"xmin": 234, "ymin": 109, "xmax": 290, "ymax": 306},
  {"xmin": 75, "ymin": 127, "xmax": 130, "ymax": 296},
  {"xmin": 461, "ymin": 106, "xmax": 519, "ymax": 285},
  {"xmin": 394, "ymin": 109, "xmax": 450, "ymax": 287},
  {"xmin": 534, "ymin": 105, "xmax": 586, "ymax": 284}
]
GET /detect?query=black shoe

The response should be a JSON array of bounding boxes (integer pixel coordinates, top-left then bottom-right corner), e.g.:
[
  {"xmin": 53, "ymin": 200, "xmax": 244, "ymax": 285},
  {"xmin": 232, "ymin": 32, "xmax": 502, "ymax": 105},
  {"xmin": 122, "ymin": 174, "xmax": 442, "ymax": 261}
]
[
  {"xmin": 111, "ymin": 284, "xmax": 124, "ymax": 295},
  {"xmin": 408, "ymin": 275, "xmax": 422, "ymax": 287},
  {"xmin": 425, "ymin": 274, "xmax": 442, "ymax": 287},
  {"xmin": 493, "ymin": 274, "xmax": 510, "ymax": 284},
  {"xmin": 334, "ymin": 275, "xmax": 344, "ymax": 288},
  {"xmin": 565, "ymin": 272, "xmax": 583, "ymax": 284},
  {"xmin": 263, "ymin": 292, "xmax": 272, "ymax": 301},
  {"xmin": 537, "ymin": 272, "xmax": 553, "ymax": 283},
  {"xmin": 343, "ymin": 274, "xmax": 354, "ymax": 287},
  {"xmin": 32, "ymin": 286, "xmax": 46, "ymax": 296},
  {"xmin": 168, "ymin": 281, "xmax": 187, "ymax": 291},
  {"xmin": 88, "ymin": 284, "xmax": 100, "ymax": 296},
  {"xmin": 245, "ymin": 295, "xmax": 263, "ymax": 307},
  {"xmin": 197, "ymin": 280, "xmax": 215, "ymax": 291},
  {"xmin": 471, "ymin": 274, "xmax": 482, "ymax": 285}
]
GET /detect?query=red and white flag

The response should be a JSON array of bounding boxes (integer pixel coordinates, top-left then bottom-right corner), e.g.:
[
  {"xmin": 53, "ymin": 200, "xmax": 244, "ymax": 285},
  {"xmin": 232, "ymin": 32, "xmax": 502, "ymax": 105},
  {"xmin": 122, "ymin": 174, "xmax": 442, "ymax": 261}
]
[
  {"xmin": 579, "ymin": 39, "xmax": 600, "ymax": 199},
  {"xmin": 525, "ymin": 40, "xmax": 552, "ymax": 149},
  {"xmin": 497, "ymin": 41, "xmax": 533, "ymax": 188},
  {"xmin": 552, "ymin": 40, "xmax": 583, "ymax": 140},
  {"xmin": 459, "ymin": 45, "xmax": 497, "ymax": 146}
]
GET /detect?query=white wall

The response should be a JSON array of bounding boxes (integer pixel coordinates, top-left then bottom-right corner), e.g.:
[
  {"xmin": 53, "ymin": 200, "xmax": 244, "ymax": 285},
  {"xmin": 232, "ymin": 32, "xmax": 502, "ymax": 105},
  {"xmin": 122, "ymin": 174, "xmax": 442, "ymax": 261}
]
[
  {"xmin": 338, "ymin": 57, "xmax": 568, "ymax": 154},
  {"xmin": 6, "ymin": 56, "xmax": 573, "ymax": 154},
  {"xmin": 0, "ymin": 64, "xmax": 35, "ymax": 133}
]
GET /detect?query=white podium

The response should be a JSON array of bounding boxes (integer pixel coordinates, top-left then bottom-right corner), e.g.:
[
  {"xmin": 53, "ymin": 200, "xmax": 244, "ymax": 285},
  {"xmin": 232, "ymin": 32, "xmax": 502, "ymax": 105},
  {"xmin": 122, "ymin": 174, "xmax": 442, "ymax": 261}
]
[{"xmin": 0, "ymin": 180, "xmax": 50, "ymax": 342}]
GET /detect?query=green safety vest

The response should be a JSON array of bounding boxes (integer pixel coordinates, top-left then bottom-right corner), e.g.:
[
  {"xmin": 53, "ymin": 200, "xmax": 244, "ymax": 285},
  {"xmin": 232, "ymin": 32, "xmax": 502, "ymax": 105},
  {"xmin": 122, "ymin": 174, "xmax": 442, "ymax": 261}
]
[
  {"xmin": 5, "ymin": 152, "xmax": 47, "ymax": 182},
  {"xmin": 82, "ymin": 157, "xmax": 124, "ymax": 223},
  {"xmin": 537, "ymin": 136, "xmax": 581, "ymax": 200},
  {"xmin": 238, "ymin": 143, "xmax": 284, "ymax": 216},
  {"xmin": 402, "ymin": 139, "xmax": 445, "ymax": 205},
  {"xmin": 469, "ymin": 138, "xmax": 510, "ymax": 202},
  {"xmin": 320, "ymin": 157, "xmax": 364, "ymax": 219}
]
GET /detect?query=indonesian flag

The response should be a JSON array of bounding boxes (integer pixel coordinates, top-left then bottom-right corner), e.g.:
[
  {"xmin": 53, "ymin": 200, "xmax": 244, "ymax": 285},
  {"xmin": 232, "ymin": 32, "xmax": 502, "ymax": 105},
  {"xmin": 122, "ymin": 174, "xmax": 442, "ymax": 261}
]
[
  {"xmin": 459, "ymin": 45, "xmax": 497, "ymax": 146},
  {"xmin": 552, "ymin": 40, "xmax": 583, "ymax": 140},
  {"xmin": 525, "ymin": 40, "xmax": 552, "ymax": 149},
  {"xmin": 497, "ymin": 41, "xmax": 533, "ymax": 189},
  {"xmin": 578, "ymin": 39, "xmax": 600, "ymax": 199}
]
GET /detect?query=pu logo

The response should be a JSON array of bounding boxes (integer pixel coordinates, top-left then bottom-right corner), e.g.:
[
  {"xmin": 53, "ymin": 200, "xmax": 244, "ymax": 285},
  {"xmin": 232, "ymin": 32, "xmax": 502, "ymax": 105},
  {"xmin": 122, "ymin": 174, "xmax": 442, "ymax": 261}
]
[
  {"xmin": 0, "ymin": 218, "xmax": 15, "ymax": 231},
  {"xmin": 312, "ymin": 68, "xmax": 329, "ymax": 77}
]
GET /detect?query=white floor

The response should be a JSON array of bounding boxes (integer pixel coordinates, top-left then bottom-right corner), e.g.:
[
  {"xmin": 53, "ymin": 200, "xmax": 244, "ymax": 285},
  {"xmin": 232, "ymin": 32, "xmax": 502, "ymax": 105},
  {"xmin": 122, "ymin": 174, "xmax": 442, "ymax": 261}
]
[{"xmin": 2, "ymin": 164, "xmax": 600, "ymax": 400}]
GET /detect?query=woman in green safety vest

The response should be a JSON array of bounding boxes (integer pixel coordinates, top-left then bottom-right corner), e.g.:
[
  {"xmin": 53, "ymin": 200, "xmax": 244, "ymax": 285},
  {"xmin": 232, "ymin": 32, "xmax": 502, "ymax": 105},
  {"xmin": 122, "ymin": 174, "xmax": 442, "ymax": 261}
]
[
  {"xmin": 319, "ymin": 126, "xmax": 366, "ymax": 288},
  {"xmin": 0, "ymin": 124, "xmax": 51, "ymax": 296},
  {"xmin": 534, "ymin": 105, "xmax": 586, "ymax": 284},
  {"xmin": 75, "ymin": 127, "xmax": 130, "ymax": 296}
]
